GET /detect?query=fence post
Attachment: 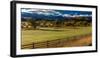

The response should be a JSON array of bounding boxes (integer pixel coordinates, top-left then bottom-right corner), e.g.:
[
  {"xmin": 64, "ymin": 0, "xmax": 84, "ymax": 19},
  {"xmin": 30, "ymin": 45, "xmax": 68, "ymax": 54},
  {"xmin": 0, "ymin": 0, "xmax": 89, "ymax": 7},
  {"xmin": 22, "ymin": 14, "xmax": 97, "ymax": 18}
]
[
  {"xmin": 47, "ymin": 41, "xmax": 49, "ymax": 48},
  {"xmin": 58, "ymin": 39, "xmax": 61, "ymax": 47},
  {"xmin": 33, "ymin": 43, "xmax": 34, "ymax": 49}
]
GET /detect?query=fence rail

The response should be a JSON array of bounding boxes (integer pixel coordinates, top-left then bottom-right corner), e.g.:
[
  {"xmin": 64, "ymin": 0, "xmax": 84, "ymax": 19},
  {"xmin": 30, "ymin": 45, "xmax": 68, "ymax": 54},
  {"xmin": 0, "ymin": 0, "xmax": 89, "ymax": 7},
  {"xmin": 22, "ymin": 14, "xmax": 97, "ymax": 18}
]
[{"xmin": 21, "ymin": 34, "xmax": 91, "ymax": 49}]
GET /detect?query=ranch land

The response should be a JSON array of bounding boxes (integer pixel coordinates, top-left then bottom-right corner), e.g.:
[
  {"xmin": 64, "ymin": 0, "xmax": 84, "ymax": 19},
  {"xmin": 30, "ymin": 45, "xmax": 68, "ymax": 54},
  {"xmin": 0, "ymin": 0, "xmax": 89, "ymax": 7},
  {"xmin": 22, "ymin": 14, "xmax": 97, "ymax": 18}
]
[{"xmin": 21, "ymin": 26, "xmax": 92, "ymax": 49}]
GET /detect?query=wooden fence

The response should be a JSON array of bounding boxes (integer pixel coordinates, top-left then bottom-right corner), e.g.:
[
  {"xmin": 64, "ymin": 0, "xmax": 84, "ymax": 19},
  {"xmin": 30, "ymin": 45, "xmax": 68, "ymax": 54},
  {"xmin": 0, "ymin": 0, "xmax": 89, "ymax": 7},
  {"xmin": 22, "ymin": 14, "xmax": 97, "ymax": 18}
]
[{"xmin": 21, "ymin": 34, "xmax": 91, "ymax": 49}]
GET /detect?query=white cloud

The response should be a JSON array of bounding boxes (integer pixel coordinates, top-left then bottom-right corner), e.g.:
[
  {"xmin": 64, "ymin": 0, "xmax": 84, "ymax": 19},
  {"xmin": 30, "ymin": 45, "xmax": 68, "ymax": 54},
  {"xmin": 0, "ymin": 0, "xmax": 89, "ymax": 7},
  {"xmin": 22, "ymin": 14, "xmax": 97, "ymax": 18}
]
[
  {"xmin": 79, "ymin": 14, "xmax": 92, "ymax": 17},
  {"xmin": 21, "ymin": 9, "xmax": 28, "ymax": 12},
  {"xmin": 21, "ymin": 8, "xmax": 62, "ymax": 16},
  {"xmin": 63, "ymin": 14, "xmax": 92, "ymax": 17},
  {"xmin": 21, "ymin": 8, "xmax": 38, "ymax": 13}
]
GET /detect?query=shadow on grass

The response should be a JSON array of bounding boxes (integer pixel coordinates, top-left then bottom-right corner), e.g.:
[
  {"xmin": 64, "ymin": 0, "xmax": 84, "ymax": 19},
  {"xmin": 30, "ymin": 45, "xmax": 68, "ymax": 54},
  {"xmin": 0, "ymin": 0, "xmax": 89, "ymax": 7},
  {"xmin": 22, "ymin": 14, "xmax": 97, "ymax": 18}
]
[
  {"xmin": 39, "ymin": 28, "xmax": 65, "ymax": 31},
  {"xmin": 38, "ymin": 27, "xmax": 80, "ymax": 31}
]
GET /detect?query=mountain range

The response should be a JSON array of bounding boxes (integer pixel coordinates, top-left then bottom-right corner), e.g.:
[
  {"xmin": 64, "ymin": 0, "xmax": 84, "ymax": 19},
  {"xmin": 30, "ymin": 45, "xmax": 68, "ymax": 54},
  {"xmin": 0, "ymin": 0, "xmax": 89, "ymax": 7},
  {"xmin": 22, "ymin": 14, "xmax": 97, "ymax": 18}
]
[{"xmin": 21, "ymin": 8, "xmax": 92, "ymax": 20}]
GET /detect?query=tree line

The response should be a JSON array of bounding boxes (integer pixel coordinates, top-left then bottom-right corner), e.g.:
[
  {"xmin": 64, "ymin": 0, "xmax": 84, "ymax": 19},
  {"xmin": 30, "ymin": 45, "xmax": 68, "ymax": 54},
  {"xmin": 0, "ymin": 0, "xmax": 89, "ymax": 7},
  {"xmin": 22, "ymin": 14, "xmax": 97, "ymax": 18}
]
[{"xmin": 21, "ymin": 17, "xmax": 92, "ymax": 30}]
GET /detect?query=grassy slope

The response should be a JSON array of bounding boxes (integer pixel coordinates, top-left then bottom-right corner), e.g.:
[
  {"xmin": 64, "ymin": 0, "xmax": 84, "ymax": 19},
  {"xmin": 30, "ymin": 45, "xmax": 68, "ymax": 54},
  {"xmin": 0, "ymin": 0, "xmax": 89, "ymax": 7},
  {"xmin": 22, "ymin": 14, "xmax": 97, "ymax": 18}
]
[{"xmin": 21, "ymin": 27, "xmax": 92, "ymax": 45}]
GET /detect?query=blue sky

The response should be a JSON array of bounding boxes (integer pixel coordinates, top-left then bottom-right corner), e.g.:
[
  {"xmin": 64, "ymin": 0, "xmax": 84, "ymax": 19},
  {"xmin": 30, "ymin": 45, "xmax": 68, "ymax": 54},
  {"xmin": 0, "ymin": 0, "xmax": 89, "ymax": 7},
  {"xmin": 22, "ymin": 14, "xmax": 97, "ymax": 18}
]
[{"xmin": 21, "ymin": 8, "xmax": 92, "ymax": 19}]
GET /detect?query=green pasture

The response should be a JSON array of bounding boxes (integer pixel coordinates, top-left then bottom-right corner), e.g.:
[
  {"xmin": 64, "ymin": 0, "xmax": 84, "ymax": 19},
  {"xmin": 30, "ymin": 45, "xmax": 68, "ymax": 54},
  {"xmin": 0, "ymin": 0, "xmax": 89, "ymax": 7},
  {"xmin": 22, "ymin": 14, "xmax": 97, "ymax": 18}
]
[{"xmin": 21, "ymin": 27, "xmax": 92, "ymax": 45}]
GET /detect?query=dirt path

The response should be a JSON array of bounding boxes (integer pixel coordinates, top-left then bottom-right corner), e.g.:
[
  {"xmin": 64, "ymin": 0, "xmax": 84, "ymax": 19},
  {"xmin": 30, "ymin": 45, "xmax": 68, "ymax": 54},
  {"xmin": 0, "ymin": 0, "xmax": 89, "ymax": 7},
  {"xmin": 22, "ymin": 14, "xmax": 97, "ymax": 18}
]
[{"xmin": 64, "ymin": 35, "xmax": 92, "ymax": 47}]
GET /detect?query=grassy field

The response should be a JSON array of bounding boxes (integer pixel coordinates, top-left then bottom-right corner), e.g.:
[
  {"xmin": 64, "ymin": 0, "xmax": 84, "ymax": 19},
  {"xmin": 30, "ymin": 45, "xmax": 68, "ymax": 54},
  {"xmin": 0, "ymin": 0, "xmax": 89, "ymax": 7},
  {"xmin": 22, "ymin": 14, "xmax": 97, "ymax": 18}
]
[{"xmin": 21, "ymin": 27, "xmax": 92, "ymax": 45}]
